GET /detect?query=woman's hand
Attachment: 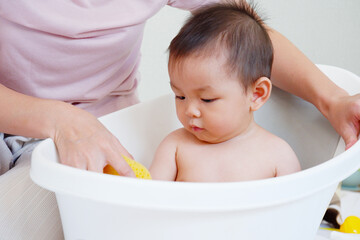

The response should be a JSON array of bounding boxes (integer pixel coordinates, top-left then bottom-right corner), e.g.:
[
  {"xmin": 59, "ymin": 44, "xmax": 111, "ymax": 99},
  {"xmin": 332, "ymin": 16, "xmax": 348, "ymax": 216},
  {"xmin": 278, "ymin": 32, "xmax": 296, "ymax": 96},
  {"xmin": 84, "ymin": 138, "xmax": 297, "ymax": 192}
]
[
  {"xmin": 52, "ymin": 103, "xmax": 135, "ymax": 176},
  {"xmin": 0, "ymin": 84, "xmax": 135, "ymax": 176},
  {"xmin": 326, "ymin": 93, "xmax": 360, "ymax": 150}
]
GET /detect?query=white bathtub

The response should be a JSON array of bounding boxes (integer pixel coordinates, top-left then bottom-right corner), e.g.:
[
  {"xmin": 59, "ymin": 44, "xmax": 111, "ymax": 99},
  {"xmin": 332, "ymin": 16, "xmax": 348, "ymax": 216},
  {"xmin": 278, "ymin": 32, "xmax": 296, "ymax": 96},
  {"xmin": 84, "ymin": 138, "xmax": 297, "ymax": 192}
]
[{"xmin": 30, "ymin": 65, "xmax": 360, "ymax": 240}]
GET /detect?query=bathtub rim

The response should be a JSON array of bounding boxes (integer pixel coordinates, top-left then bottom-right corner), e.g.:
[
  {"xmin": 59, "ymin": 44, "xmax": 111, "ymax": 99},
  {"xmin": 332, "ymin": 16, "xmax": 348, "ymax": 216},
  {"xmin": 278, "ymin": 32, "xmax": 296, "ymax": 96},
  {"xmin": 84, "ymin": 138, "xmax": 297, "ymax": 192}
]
[{"xmin": 30, "ymin": 137, "xmax": 360, "ymax": 212}]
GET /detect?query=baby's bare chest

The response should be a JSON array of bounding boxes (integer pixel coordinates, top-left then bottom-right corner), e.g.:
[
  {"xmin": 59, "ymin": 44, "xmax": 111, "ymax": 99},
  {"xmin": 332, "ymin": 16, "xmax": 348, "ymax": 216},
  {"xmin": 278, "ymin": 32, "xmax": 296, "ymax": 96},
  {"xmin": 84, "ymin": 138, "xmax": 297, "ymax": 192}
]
[{"xmin": 175, "ymin": 143, "xmax": 276, "ymax": 182}]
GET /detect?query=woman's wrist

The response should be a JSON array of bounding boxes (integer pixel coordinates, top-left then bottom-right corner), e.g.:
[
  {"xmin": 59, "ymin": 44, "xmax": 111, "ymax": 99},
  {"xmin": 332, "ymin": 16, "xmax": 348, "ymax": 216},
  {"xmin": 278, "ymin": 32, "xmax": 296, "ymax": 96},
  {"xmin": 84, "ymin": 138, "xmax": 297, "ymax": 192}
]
[
  {"xmin": 35, "ymin": 100, "xmax": 70, "ymax": 140},
  {"xmin": 315, "ymin": 78, "xmax": 349, "ymax": 121},
  {"xmin": 48, "ymin": 101, "xmax": 96, "ymax": 142}
]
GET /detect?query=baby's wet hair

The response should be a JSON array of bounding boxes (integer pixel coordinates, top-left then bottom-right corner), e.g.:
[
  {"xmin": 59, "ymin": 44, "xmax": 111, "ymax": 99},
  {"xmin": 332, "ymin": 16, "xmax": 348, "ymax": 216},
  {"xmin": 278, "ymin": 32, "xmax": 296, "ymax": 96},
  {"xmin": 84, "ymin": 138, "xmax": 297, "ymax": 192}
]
[{"xmin": 168, "ymin": 0, "xmax": 273, "ymax": 90}]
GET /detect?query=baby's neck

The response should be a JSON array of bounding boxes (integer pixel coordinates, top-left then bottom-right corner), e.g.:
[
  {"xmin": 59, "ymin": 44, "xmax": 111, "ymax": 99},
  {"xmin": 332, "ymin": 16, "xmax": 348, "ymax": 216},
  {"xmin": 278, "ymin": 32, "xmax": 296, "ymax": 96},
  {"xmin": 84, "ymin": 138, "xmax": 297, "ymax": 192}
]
[{"xmin": 224, "ymin": 121, "xmax": 261, "ymax": 143}]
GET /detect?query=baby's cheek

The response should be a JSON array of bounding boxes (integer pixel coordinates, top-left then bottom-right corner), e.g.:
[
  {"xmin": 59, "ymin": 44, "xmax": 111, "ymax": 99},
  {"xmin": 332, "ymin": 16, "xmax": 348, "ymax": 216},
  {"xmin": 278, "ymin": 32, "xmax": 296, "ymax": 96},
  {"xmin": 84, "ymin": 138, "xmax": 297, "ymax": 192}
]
[
  {"xmin": 176, "ymin": 112, "xmax": 186, "ymax": 126},
  {"xmin": 206, "ymin": 122, "xmax": 227, "ymax": 136}
]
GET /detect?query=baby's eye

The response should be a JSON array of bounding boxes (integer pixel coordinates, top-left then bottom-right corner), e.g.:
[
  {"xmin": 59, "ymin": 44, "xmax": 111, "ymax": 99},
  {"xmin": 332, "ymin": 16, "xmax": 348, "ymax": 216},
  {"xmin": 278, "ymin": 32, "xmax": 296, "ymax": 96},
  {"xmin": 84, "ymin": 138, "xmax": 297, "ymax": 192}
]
[
  {"xmin": 201, "ymin": 98, "xmax": 216, "ymax": 103},
  {"xmin": 176, "ymin": 96, "xmax": 185, "ymax": 100}
]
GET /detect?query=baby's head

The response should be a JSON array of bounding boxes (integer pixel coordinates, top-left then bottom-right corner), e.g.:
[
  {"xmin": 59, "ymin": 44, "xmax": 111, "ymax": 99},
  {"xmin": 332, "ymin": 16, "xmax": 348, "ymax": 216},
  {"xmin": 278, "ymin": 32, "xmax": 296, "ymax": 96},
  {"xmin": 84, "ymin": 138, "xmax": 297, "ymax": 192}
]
[{"xmin": 168, "ymin": 1, "xmax": 274, "ymax": 143}]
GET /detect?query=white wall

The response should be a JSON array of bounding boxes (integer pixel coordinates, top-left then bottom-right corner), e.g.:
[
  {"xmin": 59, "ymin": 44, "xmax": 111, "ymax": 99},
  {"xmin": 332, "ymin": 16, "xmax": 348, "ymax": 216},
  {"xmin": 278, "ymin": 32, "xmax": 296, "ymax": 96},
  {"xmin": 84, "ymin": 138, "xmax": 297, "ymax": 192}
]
[
  {"xmin": 256, "ymin": 0, "xmax": 360, "ymax": 76},
  {"xmin": 138, "ymin": 1, "xmax": 360, "ymax": 102},
  {"xmin": 138, "ymin": 7, "xmax": 189, "ymax": 102}
]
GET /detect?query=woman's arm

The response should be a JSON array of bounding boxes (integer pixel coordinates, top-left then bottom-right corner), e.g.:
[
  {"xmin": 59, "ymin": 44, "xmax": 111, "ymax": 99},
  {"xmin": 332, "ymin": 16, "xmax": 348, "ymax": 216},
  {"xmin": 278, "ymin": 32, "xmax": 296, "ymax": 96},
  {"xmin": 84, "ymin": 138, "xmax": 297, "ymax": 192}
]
[
  {"xmin": 268, "ymin": 28, "xmax": 345, "ymax": 109},
  {"xmin": 0, "ymin": 84, "xmax": 135, "ymax": 176},
  {"xmin": 268, "ymin": 29, "xmax": 360, "ymax": 149}
]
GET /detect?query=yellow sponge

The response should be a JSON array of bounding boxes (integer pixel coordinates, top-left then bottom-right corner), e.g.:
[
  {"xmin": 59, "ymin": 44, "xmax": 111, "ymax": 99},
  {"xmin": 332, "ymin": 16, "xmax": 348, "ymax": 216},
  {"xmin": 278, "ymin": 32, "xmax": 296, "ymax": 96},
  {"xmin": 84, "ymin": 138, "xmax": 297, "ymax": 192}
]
[{"xmin": 103, "ymin": 155, "xmax": 152, "ymax": 180}]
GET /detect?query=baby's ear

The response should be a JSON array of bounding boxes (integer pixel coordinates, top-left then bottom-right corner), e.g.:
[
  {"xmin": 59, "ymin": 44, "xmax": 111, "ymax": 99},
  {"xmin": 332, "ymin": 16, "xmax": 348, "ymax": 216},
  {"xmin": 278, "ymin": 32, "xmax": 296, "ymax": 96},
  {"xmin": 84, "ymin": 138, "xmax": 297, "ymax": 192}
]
[{"xmin": 249, "ymin": 77, "xmax": 272, "ymax": 111}]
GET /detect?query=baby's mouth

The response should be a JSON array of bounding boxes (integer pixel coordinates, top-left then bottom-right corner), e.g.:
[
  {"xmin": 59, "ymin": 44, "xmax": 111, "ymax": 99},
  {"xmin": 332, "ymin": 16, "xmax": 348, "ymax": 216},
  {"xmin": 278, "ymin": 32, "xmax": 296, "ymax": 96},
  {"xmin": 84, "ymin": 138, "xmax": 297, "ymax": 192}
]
[{"xmin": 191, "ymin": 125, "xmax": 204, "ymax": 132}]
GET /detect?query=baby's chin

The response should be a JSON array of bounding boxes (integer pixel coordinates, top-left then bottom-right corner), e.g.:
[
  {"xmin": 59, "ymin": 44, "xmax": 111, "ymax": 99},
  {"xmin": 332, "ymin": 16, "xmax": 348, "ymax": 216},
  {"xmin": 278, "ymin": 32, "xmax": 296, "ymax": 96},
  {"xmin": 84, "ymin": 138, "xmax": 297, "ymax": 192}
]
[{"xmin": 190, "ymin": 130, "xmax": 233, "ymax": 144}]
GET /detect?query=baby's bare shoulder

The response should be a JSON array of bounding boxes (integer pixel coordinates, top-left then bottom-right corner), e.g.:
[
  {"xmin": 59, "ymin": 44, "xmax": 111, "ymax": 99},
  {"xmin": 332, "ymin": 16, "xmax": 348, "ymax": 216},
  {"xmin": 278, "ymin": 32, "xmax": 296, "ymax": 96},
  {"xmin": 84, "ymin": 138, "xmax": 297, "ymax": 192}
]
[
  {"xmin": 267, "ymin": 133, "xmax": 294, "ymax": 154},
  {"xmin": 170, "ymin": 128, "xmax": 200, "ymax": 141},
  {"xmin": 163, "ymin": 128, "xmax": 198, "ymax": 144},
  {"xmin": 260, "ymin": 129, "xmax": 301, "ymax": 175}
]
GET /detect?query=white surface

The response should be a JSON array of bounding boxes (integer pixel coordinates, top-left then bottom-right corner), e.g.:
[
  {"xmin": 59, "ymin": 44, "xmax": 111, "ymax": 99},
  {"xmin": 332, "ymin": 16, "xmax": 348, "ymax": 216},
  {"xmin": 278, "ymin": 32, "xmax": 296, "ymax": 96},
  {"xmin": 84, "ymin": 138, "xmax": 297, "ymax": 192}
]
[
  {"xmin": 316, "ymin": 231, "xmax": 360, "ymax": 240},
  {"xmin": 316, "ymin": 235, "xmax": 331, "ymax": 240},
  {"xmin": 331, "ymin": 232, "xmax": 360, "ymax": 240},
  {"xmin": 31, "ymin": 65, "xmax": 360, "ymax": 240},
  {"xmin": 340, "ymin": 191, "xmax": 360, "ymax": 220}
]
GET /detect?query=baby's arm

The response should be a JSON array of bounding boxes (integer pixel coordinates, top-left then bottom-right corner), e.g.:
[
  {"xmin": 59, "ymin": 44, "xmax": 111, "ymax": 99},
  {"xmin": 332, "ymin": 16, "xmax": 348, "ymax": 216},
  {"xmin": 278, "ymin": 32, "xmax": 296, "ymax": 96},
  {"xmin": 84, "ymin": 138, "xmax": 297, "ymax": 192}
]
[{"xmin": 149, "ymin": 132, "xmax": 179, "ymax": 181}]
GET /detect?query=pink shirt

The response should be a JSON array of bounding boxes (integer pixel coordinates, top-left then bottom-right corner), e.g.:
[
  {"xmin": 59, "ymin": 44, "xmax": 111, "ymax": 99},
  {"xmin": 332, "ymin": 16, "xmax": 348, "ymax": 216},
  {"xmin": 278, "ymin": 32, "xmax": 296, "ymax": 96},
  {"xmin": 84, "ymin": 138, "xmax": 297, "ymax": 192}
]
[{"xmin": 0, "ymin": 0, "xmax": 217, "ymax": 117}]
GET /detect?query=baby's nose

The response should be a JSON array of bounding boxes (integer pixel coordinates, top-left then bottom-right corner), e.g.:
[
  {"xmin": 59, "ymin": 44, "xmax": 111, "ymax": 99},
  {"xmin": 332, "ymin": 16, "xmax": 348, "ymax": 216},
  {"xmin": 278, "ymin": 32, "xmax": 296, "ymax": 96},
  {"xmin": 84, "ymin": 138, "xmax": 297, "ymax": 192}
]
[{"xmin": 185, "ymin": 103, "xmax": 201, "ymax": 118}]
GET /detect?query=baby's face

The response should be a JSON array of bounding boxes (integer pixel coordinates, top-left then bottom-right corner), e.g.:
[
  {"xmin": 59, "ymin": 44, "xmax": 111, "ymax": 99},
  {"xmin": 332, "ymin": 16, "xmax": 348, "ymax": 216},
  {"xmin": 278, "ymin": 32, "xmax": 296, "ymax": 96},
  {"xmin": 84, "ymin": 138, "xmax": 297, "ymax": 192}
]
[{"xmin": 169, "ymin": 55, "xmax": 254, "ymax": 144}]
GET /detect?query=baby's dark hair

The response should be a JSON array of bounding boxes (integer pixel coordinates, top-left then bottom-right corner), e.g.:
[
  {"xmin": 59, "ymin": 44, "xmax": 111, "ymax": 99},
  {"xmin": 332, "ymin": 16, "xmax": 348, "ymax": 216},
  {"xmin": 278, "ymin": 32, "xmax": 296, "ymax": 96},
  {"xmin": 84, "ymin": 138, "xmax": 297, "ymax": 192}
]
[{"xmin": 168, "ymin": 0, "xmax": 273, "ymax": 89}]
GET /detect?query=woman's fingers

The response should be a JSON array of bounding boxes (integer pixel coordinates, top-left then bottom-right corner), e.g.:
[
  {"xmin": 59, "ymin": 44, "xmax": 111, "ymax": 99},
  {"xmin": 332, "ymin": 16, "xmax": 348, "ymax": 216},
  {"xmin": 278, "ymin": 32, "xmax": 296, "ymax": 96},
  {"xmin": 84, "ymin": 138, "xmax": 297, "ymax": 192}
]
[
  {"xmin": 103, "ymin": 138, "xmax": 136, "ymax": 177},
  {"xmin": 328, "ymin": 94, "xmax": 360, "ymax": 150}
]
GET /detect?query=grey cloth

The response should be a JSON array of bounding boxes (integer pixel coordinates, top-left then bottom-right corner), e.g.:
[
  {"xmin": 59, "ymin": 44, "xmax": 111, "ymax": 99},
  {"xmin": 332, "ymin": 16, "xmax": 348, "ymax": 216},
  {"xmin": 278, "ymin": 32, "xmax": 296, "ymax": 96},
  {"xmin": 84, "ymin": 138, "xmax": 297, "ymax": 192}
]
[
  {"xmin": 0, "ymin": 148, "xmax": 64, "ymax": 240},
  {"xmin": 0, "ymin": 134, "xmax": 63, "ymax": 239},
  {"xmin": 0, "ymin": 133, "xmax": 40, "ymax": 175}
]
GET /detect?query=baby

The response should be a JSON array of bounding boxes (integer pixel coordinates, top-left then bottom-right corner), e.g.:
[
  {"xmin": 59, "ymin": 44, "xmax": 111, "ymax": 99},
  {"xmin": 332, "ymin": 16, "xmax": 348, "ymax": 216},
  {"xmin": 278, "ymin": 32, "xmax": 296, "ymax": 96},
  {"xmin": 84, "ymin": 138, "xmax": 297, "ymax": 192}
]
[{"xmin": 150, "ymin": 1, "xmax": 301, "ymax": 182}]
